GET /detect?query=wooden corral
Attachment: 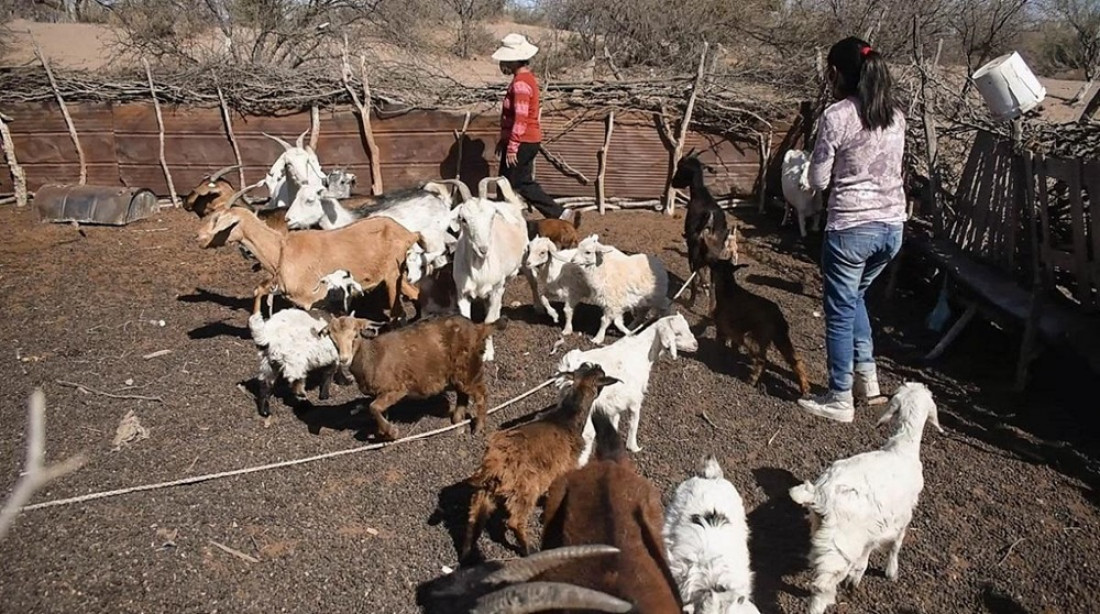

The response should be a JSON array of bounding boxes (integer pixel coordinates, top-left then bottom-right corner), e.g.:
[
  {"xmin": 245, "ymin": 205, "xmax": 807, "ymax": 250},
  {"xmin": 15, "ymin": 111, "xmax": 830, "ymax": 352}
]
[{"xmin": 0, "ymin": 101, "xmax": 795, "ymax": 202}]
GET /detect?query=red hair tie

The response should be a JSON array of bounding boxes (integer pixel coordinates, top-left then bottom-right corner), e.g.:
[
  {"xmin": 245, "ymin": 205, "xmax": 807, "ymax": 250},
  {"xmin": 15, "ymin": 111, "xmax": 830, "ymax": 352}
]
[{"xmin": 861, "ymin": 46, "xmax": 873, "ymax": 57}]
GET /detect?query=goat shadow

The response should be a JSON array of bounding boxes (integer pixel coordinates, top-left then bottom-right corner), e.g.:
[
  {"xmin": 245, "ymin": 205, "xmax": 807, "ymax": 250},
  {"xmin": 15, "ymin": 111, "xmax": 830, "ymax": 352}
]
[
  {"xmin": 744, "ymin": 273, "xmax": 806, "ymax": 297},
  {"xmin": 748, "ymin": 467, "xmax": 813, "ymax": 612},
  {"xmin": 177, "ymin": 287, "xmax": 253, "ymax": 312},
  {"xmin": 293, "ymin": 394, "xmax": 456, "ymax": 441},
  {"xmin": 980, "ymin": 583, "xmax": 1033, "ymax": 614},
  {"xmin": 188, "ymin": 319, "xmax": 250, "ymax": 341},
  {"xmin": 439, "ymin": 136, "xmax": 491, "ymax": 188},
  {"xmin": 691, "ymin": 334, "xmax": 814, "ymax": 401}
]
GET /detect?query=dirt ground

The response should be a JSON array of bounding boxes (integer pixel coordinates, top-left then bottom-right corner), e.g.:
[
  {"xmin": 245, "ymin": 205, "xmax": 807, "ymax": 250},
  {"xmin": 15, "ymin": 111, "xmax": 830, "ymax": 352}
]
[{"xmin": 0, "ymin": 202, "xmax": 1098, "ymax": 614}]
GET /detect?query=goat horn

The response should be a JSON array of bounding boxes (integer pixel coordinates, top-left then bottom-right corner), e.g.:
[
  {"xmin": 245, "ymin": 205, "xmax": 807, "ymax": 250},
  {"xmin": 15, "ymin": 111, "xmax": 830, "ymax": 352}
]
[
  {"xmin": 430, "ymin": 179, "xmax": 472, "ymax": 203},
  {"xmin": 205, "ymin": 164, "xmax": 240, "ymax": 183},
  {"xmin": 471, "ymin": 582, "xmax": 632, "ymax": 614},
  {"xmin": 261, "ymin": 132, "xmax": 293, "ymax": 152},
  {"xmin": 477, "ymin": 176, "xmax": 498, "ymax": 200},
  {"xmin": 225, "ymin": 180, "xmax": 266, "ymax": 210},
  {"xmin": 484, "ymin": 545, "xmax": 620, "ymax": 585},
  {"xmin": 295, "ymin": 129, "xmax": 308, "ymax": 149},
  {"xmin": 494, "ymin": 177, "xmax": 524, "ymax": 208}
]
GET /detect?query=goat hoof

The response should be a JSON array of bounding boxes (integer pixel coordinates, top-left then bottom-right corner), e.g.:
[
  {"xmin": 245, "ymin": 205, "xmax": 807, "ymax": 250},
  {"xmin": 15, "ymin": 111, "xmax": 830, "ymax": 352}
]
[{"xmin": 627, "ymin": 443, "xmax": 642, "ymax": 453}]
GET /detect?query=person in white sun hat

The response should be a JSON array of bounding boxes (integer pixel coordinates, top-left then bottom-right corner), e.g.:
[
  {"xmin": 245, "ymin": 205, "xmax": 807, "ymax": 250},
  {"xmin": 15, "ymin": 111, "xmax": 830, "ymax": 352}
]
[{"xmin": 491, "ymin": 33, "xmax": 573, "ymax": 222}]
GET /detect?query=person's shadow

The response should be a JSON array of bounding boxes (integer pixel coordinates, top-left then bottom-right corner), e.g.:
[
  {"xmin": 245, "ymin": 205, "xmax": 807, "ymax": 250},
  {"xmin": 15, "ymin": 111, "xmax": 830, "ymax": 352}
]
[{"xmin": 440, "ymin": 136, "xmax": 491, "ymax": 188}]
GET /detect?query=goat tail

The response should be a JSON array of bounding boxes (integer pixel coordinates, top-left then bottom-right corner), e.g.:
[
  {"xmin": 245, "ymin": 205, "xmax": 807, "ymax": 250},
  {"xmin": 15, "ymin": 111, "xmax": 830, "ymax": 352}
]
[
  {"xmin": 247, "ymin": 311, "xmax": 270, "ymax": 348},
  {"xmin": 572, "ymin": 208, "xmax": 583, "ymax": 229},
  {"xmin": 789, "ymin": 481, "xmax": 816, "ymax": 506},
  {"xmin": 774, "ymin": 326, "xmax": 812, "ymax": 397},
  {"xmin": 592, "ymin": 409, "xmax": 624, "ymax": 462},
  {"xmin": 700, "ymin": 454, "xmax": 724, "ymax": 480}
]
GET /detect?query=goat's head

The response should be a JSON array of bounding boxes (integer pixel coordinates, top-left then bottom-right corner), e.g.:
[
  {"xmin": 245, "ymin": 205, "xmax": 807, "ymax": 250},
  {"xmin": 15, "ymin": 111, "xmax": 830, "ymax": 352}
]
[
  {"xmin": 700, "ymin": 227, "xmax": 738, "ymax": 264},
  {"xmin": 195, "ymin": 207, "xmax": 249, "ymax": 248},
  {"xmin": 523, "ymin": 236, "xmax": 558, "ymax": 269},
  {"xmin": 876, "ymin": 381, "xmax": 943, "ymax": 434},
  {"xmin": 405, "ymin": 235, "xmax": 448, "ymax": 286},
  {"xmin": 320, "ymin": 313, "xmax": 386, "ymax": 366},
  {"xmin": 183, "ymin": 164, "xmax": 239, "ymax": 217},
  {"xmin": 557, "ymin": 362, "xmax": 621, "ymax": 395},
  {"xmin": 782, "ymin": 149, "xmax": 813, "ymax": 193},
  {"xmin": 423, "ymin": 179, "xmax": 473, "ymax": 207},
  {"xmin": 262, "ymin": 131, "xmax": 327, "ymax": 188},
  {"xmin": 314, "ymin": 269, "xmax": 365, "ymax": 314},
  {"xmin": 563, "ymin": 234, "xmax": 615, "ymax": 268},
  {"xmin": 285, "ymin": 183, "xmax": 329, "ymax": 229},
  {"xmin": 452, "ymin": 198, "xmax": 499, "ymax": 259},
  {"xmin": 672, "ymin": 149, "xmax": 716, "ymax": 188},
  {"xmin": 690, "ymin": 586, "xmax": 762, "ymax": 614},
  {"xmin": 652, "ymin": 312, "xmax": 698, "ymax": 360}
]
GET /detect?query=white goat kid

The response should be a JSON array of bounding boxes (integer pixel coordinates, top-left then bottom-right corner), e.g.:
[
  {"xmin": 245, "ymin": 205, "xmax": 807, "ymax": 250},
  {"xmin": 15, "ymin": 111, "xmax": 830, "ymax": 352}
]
[
  {"xmin": 780, "ymin": 149, "xmax": 823, "ymax": 238},
  {"xmin": 664, "ymin": 455, "xmax": 761, "ymax": 614},
  {"xmin": 556, "ymin": 313, "xmax": 697, "ymax": 465},
  {"xmin": 248, "ymin": 307, "xmax": 342, "ymax": 417},
  {"xmin": 560, "ymin": 234, "xmax": 671, "ymax": 345},
  {"xmin": 452, "ymin": 177, "xmax": 529, "ymax": 362},
  {"xmin": 522, "ymin": 236, "xmax": 591, "ymax": 335},
  {"xmin": 789, "ymin": 382, "xmax": 942, "ymax": 614}
]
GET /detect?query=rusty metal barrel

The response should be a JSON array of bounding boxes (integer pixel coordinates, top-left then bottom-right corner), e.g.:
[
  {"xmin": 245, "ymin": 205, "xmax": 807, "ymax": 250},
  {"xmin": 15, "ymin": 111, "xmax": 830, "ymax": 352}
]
[{"xmin": 35, "ymin": 184, "xmax": 159, "ymax": 226}]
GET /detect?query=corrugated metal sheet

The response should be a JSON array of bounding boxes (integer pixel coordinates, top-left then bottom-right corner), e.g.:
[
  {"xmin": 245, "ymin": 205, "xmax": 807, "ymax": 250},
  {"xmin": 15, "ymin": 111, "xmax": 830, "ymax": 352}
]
[{"xmin": 0, "ymin": 101, "xmax": 798, "ymax": 201}]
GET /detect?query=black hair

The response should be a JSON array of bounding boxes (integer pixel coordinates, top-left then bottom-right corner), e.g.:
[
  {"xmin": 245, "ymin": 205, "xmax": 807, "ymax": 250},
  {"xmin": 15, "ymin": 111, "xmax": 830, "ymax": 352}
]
[{"xmin": 827, "ymin": 36, "xmax": 899, "ymax": 131}]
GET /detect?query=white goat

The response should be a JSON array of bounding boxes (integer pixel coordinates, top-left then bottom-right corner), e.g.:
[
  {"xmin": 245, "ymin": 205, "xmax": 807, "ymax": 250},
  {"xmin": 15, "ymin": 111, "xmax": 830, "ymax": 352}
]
[
  {"xmin": 522, "ymin": 236, "xmax": 591, "ymax": 335},
  {"xmin": 248, "ymin": 307, "xmax": 342, "ymax": 417},
  {"xmin": 260, "ymin": 131, "xmax": 327, "ymax": 210},
  {"xmin": 285, "ymin": 179, "xmax": 468, "ymax": 268},
  {"xmin": 780, "ymin": 149, "xmax": 823, "ymax": 238},
  {"xmin": 315, "ymin": 269, "xmax": 364, "ymax": 314},
  {"xmin": 452, "ymin": 177, "xmax": 529, "ymax": 362},
  {"xmin": 556, "ymin": 313, "xmax": 697, "ymax": 465},
  {"xmin": 558, "ymin": 234, "xmax": 670, "ymax": 345},
  {"xmin": 664, "ymin": 455, "xmax": 761, "ymax": 614},
  {"xmin": 789, "ymin": 382, "xmax": 942, "ymax": 614}
]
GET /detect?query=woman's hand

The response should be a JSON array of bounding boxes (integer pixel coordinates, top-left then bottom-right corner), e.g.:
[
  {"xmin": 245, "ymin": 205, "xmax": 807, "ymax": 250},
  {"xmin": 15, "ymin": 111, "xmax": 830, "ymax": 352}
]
[{"xmin": 505, "ymin": 150, "xmax": 518, "ymax": 167}]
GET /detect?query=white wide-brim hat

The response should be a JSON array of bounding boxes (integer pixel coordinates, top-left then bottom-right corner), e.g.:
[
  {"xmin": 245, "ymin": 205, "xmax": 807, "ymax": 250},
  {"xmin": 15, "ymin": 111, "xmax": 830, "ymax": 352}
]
[{"xmin": 492, "ymin": 33, "xmax": 539, "ymax": 62}]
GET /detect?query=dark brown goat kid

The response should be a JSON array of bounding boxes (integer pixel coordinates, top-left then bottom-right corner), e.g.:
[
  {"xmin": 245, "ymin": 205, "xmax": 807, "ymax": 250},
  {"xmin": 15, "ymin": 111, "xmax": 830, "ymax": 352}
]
[
  {"xmin": 182, "ymin": 165, "xmax": 290, "ymax": 234},
  {"xmin": 704, "ymin": 256, "xmax": 811, "ymax": 396},
  {"xmin": 322, "ymin": 314, "xmax": 506, "ymax": 441},
  {"xmin": 461, "ymin": 363, "xmax": 620, "ymax": 561},
  {"xmin": 533, "ymin": 409, "xmax": 684, "ymax": 614},
  {"xmin": 671, "ymin": 151, "xmax": 733, "ymax": 309},
  {"xmin": 527, "ymin": 210, "xmax": 583, "ymax": 249}
]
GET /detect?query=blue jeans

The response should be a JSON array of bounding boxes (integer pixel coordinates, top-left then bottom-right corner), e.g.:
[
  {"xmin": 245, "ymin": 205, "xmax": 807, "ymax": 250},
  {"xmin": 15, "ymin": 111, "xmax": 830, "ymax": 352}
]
[{"xmin": 822, "ymin": 222, "xmax": 904, "ymax": 393}]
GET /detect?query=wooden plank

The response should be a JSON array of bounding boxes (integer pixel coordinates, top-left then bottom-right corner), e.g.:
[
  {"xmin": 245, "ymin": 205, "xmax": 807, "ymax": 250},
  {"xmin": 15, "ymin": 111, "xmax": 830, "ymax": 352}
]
[
  {"xmin": 1063, "ymin": 158, "xmax": 1090, "ymax": 303},
  {"xmin": 949, "ymin": 131, "xmax": 993, "ymax": 245},
  {"xmin": 1035, "ymin": 155, "xmax": 1057, "ymax": 289},
  {"xmin": 965, "ymin": 135, "xmax": 999, "ymax": 256},
  {"xmin": 3, "ymin": 101, "xmax": 115, "ymax": 134},
  {"xmin": 0, "ymin": 163, "xmax": 120, "ymax": 191},
  {"xmin": 1083, "ymin": 160, "xmax": 1100, "ymax": 310}
]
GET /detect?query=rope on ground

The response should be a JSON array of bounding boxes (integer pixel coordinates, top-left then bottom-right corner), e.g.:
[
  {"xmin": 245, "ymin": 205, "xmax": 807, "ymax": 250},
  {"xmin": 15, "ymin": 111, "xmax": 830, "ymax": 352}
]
[{"xmin": 21, "ymin": 378, "xmax": 558, "ymax": 514}]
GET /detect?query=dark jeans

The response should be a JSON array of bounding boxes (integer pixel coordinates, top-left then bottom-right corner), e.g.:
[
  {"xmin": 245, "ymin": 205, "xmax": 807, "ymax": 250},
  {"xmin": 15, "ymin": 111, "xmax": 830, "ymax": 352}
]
[{"xmin": 498, "ymin": 142, "xmax": 563, "ymax": 219}]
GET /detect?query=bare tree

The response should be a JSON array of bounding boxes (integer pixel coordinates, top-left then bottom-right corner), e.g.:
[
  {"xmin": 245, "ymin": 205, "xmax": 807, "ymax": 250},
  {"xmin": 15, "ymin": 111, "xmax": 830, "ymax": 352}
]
[
  {"xmin": 949, "ymin": 0, "xmax": 1031, "ymax": 74},
  {"xmin": 1045, "ymin": 0, "xmax": 1100, "ymax": 103},
  {"xmin": 441, "ymin": 0, "xmax": 501, "ymax": 58}
]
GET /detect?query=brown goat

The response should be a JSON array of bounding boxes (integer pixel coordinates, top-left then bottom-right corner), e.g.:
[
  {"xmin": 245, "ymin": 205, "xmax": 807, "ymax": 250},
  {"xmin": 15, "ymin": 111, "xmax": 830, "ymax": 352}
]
[
  {"xmin": 705, "ymin": 257, "xmax": 811, "ymax": 396},
  {"xmin": 196, "ymin": 207, "xmax": 421, "ymax": 318},
  {"xmin": 527, "ymin": 210, "xmax": 583, "ymax": 249},
  {"xmin": 461, "ymin": 363, "xmax": 620, "ymax": 561},
  {"xmin": 182, "ymin": 166, "xmax": 290, "ymax": 234},
  {"xmin": 322, "ymin": 314, "xmax": 505, "ymax": 441},
  {"xmin": 533, "ymin": 409, "xmax": 684, "ymax": 614}
]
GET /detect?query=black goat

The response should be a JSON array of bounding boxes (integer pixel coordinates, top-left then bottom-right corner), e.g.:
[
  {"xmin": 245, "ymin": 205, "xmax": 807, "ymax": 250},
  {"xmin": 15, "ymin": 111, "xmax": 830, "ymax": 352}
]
[{"xmin": 671, "ymin": 151, "xmax": 734, "ymax": 310}]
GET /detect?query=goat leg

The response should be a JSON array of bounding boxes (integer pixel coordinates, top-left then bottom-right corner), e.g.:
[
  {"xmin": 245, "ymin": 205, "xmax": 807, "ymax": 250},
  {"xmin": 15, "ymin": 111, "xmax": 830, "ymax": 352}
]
[
  {"xmin": 368, "ymin": 391, "xmax": 405, "ymax": 441},
  {"xmin": 591, "ymin": 313, "xmax": 612, "ymax": 344},
  {"xmin": 504, "ymin": 497, "xmax": 535, "ymax": 556},
  {"xmin": 611, "ymin": 313, "xmax": 632, "ymax": 337},
  {"xmin": 462, "ymin": 489, "xmax": 495, "ymax": 562},
  {"xmin": 625, "ymin": 405, "xmax": 643, "ymax": 453},
  {"xmin": 452, "ymin": 390, "xmax": 470, "ymax": 425},
  {"xmin": 885, "ymin": 525, "xmax": 909, "ymax": 581},
  {"xmin": 256, "ymin": 357, "xmax": 277, "ymax": 418},
  {"xmin": 318, "ymin": 364, "xmax": 337, "ymax": 401}
]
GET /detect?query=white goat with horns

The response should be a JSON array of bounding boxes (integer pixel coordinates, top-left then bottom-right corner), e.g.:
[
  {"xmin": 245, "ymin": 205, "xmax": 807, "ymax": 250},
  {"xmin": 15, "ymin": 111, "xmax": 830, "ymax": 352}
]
[
  {"xmin": 789, "ymin": 381, "xmax": 942, "ymax": 614},
  {"xmin": 230, "ymin": 130, "xmax": 327, "ymax": 210},
  {"xmin": 451, "ymin": 176, "xmax": 529, "ymax": 362}
]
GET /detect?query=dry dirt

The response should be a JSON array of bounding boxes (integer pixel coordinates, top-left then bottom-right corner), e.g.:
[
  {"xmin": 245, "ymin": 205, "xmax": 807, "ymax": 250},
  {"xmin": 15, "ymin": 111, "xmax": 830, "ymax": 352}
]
[{"xmin": 0, "ymin": 202, "xmax": 1098, "ymax": 613}]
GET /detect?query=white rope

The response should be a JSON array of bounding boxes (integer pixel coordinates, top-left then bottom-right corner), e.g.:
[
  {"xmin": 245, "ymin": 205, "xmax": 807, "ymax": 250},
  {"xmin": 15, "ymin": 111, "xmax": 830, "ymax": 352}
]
[{"xmin": 21, "ymin": 379, "xmax": 557, "ymax": 513}]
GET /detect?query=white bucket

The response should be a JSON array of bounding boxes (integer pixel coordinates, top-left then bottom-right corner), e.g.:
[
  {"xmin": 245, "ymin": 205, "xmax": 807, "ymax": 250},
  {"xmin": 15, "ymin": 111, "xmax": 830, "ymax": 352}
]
[{"xmin": 972, "ymin": 51, "xmax": 1047, "ymax": 122}]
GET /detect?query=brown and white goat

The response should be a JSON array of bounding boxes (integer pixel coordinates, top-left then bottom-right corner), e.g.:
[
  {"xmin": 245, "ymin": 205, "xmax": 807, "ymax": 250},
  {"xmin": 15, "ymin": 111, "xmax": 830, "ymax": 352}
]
[
  {"xmin": 527, "ymin": 209, "xmax": 583, "ymax": 249},
  {"xmin": 182, "ymin": 165, "xmax": 290, "ymax": 234},
  {"xmin": 322, "ymin": 314, "xmax": 506, "ymax": 441},
  {"xmin": 705, "ymin": 256, "xmax": 811, "ymax": 396},
  {"xmin": 532, "ymin": 409, "xmax": 685, "ymax": 613},
  {"xmin": 196, "ymin": 207, "xmax": 422, "ymax": 318},
  {"xmin": 461, "ymin": 363, "xmax": 620, "ymax": 561}
]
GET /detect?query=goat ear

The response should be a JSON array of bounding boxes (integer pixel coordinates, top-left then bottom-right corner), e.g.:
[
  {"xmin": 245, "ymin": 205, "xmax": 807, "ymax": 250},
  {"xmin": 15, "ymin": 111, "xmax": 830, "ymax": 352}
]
[
  {"xmin": 877, "ymin": 395, "xmax": 901, "ymax": 427},
  {"xmin": 595, "ymin": 375, "xmax": 621, "ymax": 388},
  {"xmin": 658, "ymin": 325, "xmax": 678, "ymax": 360}
]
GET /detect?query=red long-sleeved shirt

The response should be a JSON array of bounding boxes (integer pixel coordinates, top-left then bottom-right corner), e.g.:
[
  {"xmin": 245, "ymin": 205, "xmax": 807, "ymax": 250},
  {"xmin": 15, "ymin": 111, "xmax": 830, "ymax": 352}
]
[{"xmin": 499, "ymin": 70, "xmax": 543, "ymax": 155}]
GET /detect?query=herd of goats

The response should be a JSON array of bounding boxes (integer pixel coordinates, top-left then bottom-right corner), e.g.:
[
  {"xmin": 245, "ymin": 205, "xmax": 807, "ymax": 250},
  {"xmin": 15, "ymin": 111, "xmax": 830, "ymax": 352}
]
[{"xmin": 179, "ymin": 131, "xmax": 942, "ymax": 614}]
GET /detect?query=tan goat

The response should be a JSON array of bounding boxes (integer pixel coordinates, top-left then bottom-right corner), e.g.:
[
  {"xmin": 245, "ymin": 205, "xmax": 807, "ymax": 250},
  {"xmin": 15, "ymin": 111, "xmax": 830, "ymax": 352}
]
[{"xmin": 195, "ymin": 206, "xmax": 422, "ymax": 318}]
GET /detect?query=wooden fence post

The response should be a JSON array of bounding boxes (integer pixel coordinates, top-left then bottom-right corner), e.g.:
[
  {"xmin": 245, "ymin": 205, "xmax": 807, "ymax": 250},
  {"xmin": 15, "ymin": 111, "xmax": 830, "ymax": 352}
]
[
  {"xmin": 453, "ymin": 111, "xmax": 471, "ymax": 181},
  {"xmin": 309, "ymin": 104, "xmax": 321, "ymax": 151},
  {"xmin": 143, "ymin": 59, "xmax": 179, "ymax": 207},
  {"xmin": 664, "ymin": 42, "xmax": 708, "ymax": 216},
  {"xmin": 216, "ymin": 86, "xmax": 246, "ymax": 189},
  {"xmin": 596, "ymin": 112, "xmax": 615, "ymax": 215},
  {"xmin": 32, "ymin": 39, "xmax": 85, "ymax": 185},
  {"xmin": 0, "ymin": 112, "xmax": 28, "ymax": 207}
]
